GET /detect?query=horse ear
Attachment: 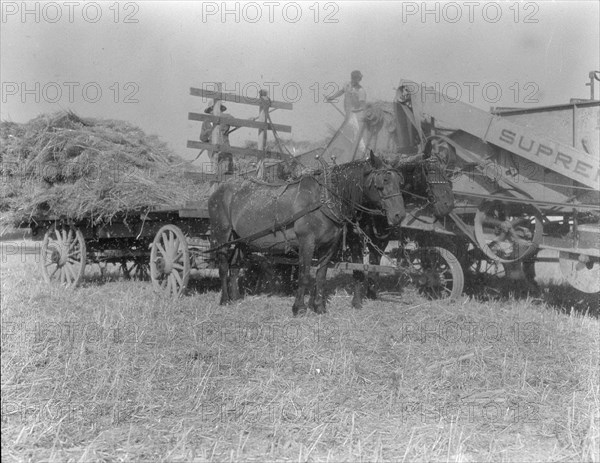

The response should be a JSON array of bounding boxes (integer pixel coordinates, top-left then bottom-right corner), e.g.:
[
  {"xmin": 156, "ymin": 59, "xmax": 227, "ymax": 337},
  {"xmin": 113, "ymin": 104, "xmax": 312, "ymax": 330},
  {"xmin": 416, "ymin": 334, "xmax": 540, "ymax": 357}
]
[{"xmin": 368, "ymin": 150, "xmax": 383, "ymax": 168}]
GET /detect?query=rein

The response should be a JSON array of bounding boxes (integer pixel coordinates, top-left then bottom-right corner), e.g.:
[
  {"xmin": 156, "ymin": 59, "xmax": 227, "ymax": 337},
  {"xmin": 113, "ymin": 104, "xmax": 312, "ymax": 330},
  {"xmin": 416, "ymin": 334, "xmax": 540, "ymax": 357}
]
[{"xmin": 379, "ymin": 191, "xmax": 404, "ymax": 200}]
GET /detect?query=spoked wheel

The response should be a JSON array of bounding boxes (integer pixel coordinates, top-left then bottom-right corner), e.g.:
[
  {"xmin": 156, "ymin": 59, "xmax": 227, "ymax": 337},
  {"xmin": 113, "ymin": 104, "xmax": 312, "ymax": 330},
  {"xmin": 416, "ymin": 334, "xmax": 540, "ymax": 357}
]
[
  {"xmin": 474, "ymin": 200, "xmax": 543, "ymax": 263},
  {"xmin": 40, "ymin": 224, "xmax": 87, "ymax": 288},
  {"xmin": 465, "ymin": 248, "xmax": 506, "ymax": 279},
  {"xmin": 405, "ymin": 246, "xmax": 464, "ymax": 300},
  {"xmin": 121, "ymin": 259, "xmax": 150, "ymax": 280},
  {"xmin": 558, "ymin": 224, "xmax": 600, "ymax": 294},
  {"xmin": 150, "ymin": 225, "xmax": 190, "ymax": 297}
]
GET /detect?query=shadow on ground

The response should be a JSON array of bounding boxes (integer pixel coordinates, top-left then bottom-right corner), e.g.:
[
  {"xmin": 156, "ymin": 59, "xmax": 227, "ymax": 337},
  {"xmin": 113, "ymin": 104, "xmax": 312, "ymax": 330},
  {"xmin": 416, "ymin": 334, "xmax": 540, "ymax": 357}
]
[{"xmin": 76, "ymin": 264, "xmax": 597, "ymax": 317}]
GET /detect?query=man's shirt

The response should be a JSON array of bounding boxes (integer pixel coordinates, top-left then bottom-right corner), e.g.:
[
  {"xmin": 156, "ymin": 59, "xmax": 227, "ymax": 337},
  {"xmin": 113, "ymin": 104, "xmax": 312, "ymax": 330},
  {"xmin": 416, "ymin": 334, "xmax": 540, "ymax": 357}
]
[
  {"xmin": 342, "ymin": 82, "xmax": 366, "ymax": 114},
  {"xmin": 200, "ymin": 113, "xmax": 234, "ymax": 145}
]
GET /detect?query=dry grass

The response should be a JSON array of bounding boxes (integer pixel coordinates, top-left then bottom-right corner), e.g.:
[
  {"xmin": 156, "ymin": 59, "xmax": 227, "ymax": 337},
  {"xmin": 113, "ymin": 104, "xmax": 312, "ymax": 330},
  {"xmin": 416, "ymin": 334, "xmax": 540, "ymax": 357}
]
[
  {"xmin": 1, "ymin": 248, "xmax": 599, "ymax": 462},
  {"xmin": 1, "ymin": 111, "xmax": 211, "ymax": 226}
]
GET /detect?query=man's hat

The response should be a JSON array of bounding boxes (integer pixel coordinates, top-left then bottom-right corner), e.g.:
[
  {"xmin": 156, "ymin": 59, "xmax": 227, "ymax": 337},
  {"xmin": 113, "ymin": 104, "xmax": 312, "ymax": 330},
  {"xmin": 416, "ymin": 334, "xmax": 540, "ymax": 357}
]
[
  {"xmin": 205, "ymin": 104, "xmax": 227, "ymax": 114},
  {"xmin": 351, "ymin": 70, "xmax": 363, "ymax": 79}
]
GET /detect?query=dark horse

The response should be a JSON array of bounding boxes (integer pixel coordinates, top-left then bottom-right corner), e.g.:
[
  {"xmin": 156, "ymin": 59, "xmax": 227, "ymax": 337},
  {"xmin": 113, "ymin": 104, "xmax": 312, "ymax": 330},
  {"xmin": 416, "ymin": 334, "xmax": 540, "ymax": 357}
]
[
  {"xmin": 208, "ymin": 153, "xmax": 406, "ymax": 315},
  {"xmin": 344, "ymin": 154, "xmax": 455, "ymax": 307}
]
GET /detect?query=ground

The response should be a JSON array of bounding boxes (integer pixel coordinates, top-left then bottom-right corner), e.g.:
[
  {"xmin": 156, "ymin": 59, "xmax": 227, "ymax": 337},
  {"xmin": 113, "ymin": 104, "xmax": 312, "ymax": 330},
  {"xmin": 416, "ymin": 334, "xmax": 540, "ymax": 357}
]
[{"xmin": 1, "ymin": 242, "xmax": 599, "ymax": 462}]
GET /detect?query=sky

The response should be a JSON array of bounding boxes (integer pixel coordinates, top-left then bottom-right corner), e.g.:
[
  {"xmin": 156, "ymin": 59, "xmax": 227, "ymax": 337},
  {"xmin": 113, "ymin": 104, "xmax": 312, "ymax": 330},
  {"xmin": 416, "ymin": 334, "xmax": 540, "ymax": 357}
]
[{"xmin": 1, "ymin": 0, "xmax": 599, "ymax": 162}]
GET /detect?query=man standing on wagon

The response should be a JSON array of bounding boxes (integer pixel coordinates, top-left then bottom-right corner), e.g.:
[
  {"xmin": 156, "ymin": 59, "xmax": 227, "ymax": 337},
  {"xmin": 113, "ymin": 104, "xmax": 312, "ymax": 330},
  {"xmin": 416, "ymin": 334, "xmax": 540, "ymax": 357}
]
[
  {"xmin": 200, "ymin": 103, "xmax": 235, "ymax": 177},
  {"xmin": 326, "ymin": 70, "xmax": 367, "ymax": 162}
]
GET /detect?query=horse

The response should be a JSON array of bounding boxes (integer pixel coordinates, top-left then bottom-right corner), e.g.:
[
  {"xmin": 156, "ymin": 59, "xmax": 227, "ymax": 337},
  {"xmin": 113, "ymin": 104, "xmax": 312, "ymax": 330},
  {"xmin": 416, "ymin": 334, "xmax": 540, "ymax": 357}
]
[
  {"xmin": 343, "ymin": 153, "xmax": 455, "ymax": 307},
  {"xmin": 207, "ymin": 152, "xmax": 406, "ymax": 315}
]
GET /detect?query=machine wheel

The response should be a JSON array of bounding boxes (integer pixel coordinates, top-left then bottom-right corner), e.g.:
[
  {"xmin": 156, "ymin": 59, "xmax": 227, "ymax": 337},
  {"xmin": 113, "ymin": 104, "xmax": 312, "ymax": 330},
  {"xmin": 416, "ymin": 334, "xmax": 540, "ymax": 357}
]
[
  {"xmin": 469, "ymin": 256, "xmax": 506, "ymax": 279},
  {"xmin": 474, "ymin": 200, "xmax": 543, "ymax": 264},
  {"xmin": 559, "ymin": 251, "xmax": 600, "ymax": 293},
  {"xmin": 405, "ymin": 246, "xmax": 464, "ymax": 300},
  {"xmin": 40, "ymin": 224, "xmax": 87, "ymax": 288},
  {"xmin": 150, "ymin": 225, "xmax": 190, "ymax": 297}
]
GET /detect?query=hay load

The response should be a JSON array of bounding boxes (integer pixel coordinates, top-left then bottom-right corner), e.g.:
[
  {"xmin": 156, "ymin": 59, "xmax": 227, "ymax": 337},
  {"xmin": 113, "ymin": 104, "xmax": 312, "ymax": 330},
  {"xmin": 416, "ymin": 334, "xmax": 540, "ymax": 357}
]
[{"xmin": 1, "ymin": 111, "xmax": 211, "ymax": 225}]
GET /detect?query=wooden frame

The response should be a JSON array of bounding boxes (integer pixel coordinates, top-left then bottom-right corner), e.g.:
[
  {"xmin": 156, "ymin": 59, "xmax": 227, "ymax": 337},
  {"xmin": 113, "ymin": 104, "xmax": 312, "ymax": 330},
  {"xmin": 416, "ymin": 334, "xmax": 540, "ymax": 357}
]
[{"xmin": 188, "ymin": 86, "xmax": 294, "ymax": 178}]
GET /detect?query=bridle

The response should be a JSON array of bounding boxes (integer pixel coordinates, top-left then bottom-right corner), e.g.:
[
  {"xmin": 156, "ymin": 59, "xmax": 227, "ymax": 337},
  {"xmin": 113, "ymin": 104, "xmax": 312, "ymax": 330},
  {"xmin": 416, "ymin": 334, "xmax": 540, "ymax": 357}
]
[
  {"xmin": 370, "ymin": 168, "xmax": 404, "ymax": 202},
  {"xmin": 313, "ymin": 162, "xmax": 405, "ymax": 219}
]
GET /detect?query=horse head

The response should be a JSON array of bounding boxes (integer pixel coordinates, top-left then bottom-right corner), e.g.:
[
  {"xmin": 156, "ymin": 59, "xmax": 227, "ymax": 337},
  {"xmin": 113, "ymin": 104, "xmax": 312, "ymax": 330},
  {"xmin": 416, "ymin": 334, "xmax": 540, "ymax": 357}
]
[{"xmin": 365, "ymin": 151, "xmax": 406, "ymax": 226}]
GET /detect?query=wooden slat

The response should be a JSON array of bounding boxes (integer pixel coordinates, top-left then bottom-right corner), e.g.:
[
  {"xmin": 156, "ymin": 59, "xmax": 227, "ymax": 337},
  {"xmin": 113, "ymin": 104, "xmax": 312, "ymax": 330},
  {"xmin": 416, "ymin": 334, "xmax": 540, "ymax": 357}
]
[
  {"xmin": 187, "ymin": 140, "xmax": 291, "ymax": 160},
  {"xmin": 188, "ymin": 112, "xmax": 292, "ymax": 133},
  {"xmin": 182, "ymin": 201, "xmax": 209, "ymax": 209},
  {"xmin": 190, "ymin": 88, "xmax": 293, "ymax": 110},
  {"xmin": 331, "ymin": 262, "xmax": 399, "ymax": 275},
  {"xmin": 178, "ymin": 209, "xmax": 210, "ymax": 218}
]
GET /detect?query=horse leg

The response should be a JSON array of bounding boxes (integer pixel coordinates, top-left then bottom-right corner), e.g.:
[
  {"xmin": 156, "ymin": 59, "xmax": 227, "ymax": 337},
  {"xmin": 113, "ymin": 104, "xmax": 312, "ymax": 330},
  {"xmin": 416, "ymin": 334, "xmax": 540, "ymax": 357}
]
[
  {"xmin": 279, "ymin": 264, "xmax": 295, "ymax": 295},
  {"xmin": 365, "ymin": 273, "xmax": 378, "ymax": 299},
  {"xmin": 365, "ymin": 248, "xmax": 381, "ymax": 300},
  {"xmin": 312, "ymin": 265, "xmax": 330, "ymax": 314},
  {"xmin": 217, "ymin": 249, "xmax": 231, "ymax": 305},
  {"xmin": 351, "ymin": 270, "xmax": 365, "ymax": 309},
  {"xmin": 229, "ymin": 267, "xmax": 241, "ymax": 300},
  {"xmin": 292, "ymin": 238, "xmax": 314, "ymax": 316},
  {"xmin": 312, "ymin": 240, "xmax": 340, "ymax": 314},
  {"xmin": 228, "ymin": 246, "xmax": 243, "ymax": 301},
  {"xmin": 349, "ymin": 232, "xmax": 365, "ymax": 309},
  {"xmin": 365, "ymin": 223, "xmax": 390, "ymax": 300}
]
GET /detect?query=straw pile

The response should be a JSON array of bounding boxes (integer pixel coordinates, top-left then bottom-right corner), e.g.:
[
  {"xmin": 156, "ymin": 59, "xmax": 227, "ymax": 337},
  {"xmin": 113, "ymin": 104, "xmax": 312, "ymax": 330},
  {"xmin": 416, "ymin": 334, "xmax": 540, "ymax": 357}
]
[{"xmin": 1, "ymin": 111, "xmax": 211, "ymax": 225}]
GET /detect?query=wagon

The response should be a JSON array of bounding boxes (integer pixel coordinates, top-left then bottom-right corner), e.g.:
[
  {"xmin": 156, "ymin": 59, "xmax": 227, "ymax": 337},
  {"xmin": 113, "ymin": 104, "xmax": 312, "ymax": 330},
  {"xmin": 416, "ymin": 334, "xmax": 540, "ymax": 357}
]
[{"xmin": 25, "ymin": 205, "xmax": 211, "ymax": 296}]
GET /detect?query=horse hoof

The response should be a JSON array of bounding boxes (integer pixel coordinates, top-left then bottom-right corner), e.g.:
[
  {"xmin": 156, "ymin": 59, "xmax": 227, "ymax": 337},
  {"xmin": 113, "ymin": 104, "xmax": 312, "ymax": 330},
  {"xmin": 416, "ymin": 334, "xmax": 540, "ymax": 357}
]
[
  {"xmin": 366, "ymin": 290, "xmax": 378, "ymax": 300},
  {"xmin": 293, "ymin": 306, "xmax": 307, "ymax": 317},
  {"xmin": 314, "ymin": 306, "xmax": 327, "ymax": 315}
]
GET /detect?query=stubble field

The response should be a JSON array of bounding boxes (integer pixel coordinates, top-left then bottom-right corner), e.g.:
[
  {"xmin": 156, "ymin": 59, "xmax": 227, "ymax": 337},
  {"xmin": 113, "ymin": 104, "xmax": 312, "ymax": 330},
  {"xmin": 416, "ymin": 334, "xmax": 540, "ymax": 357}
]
[{"xmin": 1, "ymin": 241, "xmax": 599, "ymax": 462}]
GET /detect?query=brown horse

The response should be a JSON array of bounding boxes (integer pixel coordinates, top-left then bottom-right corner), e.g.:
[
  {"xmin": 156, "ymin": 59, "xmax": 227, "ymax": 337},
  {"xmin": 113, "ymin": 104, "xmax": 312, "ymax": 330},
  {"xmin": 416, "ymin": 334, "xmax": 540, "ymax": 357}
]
[{"xmin": 208, "ymin": 153, "xmax": 406, "ymax": 315}]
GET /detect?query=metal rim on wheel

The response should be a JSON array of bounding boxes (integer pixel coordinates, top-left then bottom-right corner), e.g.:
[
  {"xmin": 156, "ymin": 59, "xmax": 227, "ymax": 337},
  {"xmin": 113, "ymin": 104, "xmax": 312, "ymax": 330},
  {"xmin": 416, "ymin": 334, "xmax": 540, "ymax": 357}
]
[
  {"xmin": 474, "ymin": 200, "xmax": 543, "ymax": 264},
  {"xmin": 40, "ymin": 224, "xmax": 87, "ymax": 288},
  {"xmin": 150, "ymin": 225, "xmax": 190, "ymax": 297},
  {"xmin": 409, "ymin": 246, "xmax": 464, "ymax": 300}
]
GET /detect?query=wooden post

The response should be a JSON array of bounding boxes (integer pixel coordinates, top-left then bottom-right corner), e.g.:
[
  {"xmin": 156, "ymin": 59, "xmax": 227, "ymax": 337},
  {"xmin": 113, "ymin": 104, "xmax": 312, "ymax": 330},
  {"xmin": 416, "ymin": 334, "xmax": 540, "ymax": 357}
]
[
  {"xmin": 257, "ymin": 89, "xmax": 269, "ymax": 179},
  {"xmin": 211, "ymin": 83, "xmax": 223, "ymax": 178}
]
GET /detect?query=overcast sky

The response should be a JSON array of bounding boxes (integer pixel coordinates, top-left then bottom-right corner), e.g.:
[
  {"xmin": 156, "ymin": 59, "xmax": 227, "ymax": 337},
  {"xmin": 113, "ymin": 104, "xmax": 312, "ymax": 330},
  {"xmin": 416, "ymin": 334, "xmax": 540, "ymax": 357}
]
[{"xmin": 1, "ymin": 1, "xmax": 599, "ymax": 161}]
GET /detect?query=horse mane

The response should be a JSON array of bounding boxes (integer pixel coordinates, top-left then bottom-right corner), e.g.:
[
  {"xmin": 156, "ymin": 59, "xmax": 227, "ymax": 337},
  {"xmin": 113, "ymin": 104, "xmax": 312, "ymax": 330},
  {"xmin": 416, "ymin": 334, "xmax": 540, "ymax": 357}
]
[{"xmin": 330, "ymin": 160, "xmax": 368, "ymax": 218}]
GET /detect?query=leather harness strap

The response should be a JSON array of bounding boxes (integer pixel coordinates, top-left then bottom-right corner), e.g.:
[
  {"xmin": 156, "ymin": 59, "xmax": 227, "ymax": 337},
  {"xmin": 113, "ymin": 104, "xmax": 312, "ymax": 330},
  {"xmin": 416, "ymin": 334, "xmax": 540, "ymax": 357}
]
[{"xmin": 206, "ymin": 201, "xmax": 324, "ymax": 253}]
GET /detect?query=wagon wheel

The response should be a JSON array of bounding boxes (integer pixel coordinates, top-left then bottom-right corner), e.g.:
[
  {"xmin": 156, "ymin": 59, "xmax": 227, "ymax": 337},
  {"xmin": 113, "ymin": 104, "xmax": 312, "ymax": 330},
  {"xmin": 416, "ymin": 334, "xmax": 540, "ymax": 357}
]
[
  {"xmin": 474, "ymin": 200, "xmax": 542, "ymax": 264},
  {"xmin": 121, "ymin": 259, "xmax": 150, "ymax": 280},
  {"xmin": 40, "ymin": 224, "xmax": 86, "ymax": 288},
  {"xmin": 405, "ymin": 246, "xmax": 464, "ymax": 300},
  {"xmin": 150, "ymin": 225, "xmax": 190, "ymax": 297}
]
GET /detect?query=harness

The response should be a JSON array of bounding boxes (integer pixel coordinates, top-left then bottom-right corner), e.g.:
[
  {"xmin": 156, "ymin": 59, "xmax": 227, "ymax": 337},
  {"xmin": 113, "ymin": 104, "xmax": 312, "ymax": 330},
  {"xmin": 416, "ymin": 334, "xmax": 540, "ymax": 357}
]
[
  {"xmin": 207, "ymin": 201, "xmax": 324, "ymax": 253},
  {"xmin": 314, "ymin": 161, "xmax": 402, "ymax": 224},
  {"xmin": 207, "ymin": 159, "xmax": 403, "ymax": 256}
]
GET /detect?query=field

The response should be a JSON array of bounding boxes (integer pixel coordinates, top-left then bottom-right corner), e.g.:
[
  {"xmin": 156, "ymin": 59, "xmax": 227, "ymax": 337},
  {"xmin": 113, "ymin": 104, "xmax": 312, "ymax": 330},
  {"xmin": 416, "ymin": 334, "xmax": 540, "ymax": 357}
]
[{"xmin": 1, "ymin": 241, "xmax": 599, "ymax": 462}]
